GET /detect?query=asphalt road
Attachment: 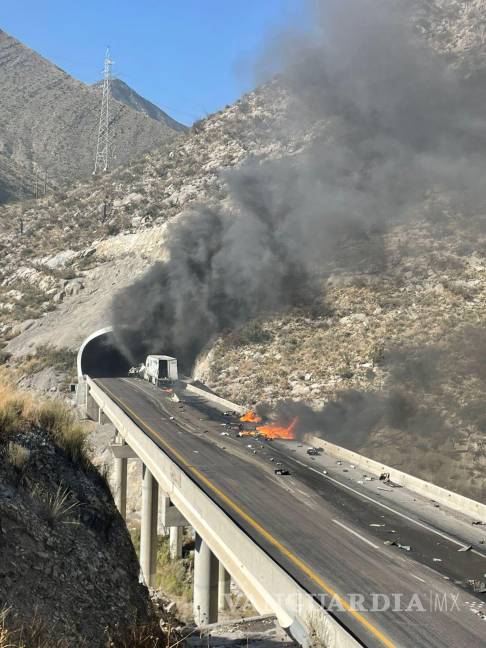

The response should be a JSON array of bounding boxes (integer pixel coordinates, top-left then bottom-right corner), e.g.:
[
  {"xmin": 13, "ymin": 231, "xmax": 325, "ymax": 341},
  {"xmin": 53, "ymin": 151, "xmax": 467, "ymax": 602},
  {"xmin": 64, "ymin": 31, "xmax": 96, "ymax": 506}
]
[{"xmin": 96, "ymin": 377, "xmax": 486, "ymax": 648}]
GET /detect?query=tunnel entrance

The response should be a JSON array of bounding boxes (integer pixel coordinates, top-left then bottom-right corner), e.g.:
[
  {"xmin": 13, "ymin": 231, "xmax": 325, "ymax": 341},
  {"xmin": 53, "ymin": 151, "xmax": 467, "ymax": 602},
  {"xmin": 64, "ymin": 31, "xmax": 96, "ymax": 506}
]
[{"xmin": 77, "ymin": 327, "xmax": 132, "ymax": 378}]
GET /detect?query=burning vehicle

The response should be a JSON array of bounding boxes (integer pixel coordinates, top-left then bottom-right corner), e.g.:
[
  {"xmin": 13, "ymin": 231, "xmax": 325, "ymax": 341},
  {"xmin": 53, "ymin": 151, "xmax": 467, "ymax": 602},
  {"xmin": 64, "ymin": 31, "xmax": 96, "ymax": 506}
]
[{"xmin": 238, "ymin": 412, "xmax": 297, "ymax": 441}]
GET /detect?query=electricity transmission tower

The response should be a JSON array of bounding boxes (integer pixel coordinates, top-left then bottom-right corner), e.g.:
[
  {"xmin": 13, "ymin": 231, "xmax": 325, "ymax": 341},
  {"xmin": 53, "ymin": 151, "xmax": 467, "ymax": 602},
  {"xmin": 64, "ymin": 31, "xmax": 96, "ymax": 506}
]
[{"xmin": 93, "ymin": 47, "xmax": 113, "ymax": 174}]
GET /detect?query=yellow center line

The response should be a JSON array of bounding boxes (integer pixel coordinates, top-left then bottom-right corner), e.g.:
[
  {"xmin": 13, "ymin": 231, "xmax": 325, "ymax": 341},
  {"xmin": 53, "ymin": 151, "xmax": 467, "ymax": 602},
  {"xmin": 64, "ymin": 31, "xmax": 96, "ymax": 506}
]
[{"xmin": 98, "ymin": 380, "xmax": 396, "ymax": 648}]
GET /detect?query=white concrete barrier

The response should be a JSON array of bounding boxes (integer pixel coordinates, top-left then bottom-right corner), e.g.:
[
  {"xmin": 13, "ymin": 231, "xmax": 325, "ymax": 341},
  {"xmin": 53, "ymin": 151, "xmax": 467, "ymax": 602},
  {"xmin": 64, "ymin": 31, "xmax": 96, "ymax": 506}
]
[
  {"xmin": 306, "ymin": 434, "xmax": 486, "ymax": 520},
  {"xmin": 185, "ymin": 383, "xmax": 246, "ymax": 414},
  {"xmin": 183, "ymin": 383, "xmax": 486, "ymax": 519}
]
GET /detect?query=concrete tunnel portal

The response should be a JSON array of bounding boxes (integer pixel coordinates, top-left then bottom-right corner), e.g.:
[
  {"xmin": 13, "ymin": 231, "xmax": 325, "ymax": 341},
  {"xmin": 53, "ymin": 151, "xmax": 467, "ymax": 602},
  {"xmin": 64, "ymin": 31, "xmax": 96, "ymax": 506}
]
[{"xmin": 77, "ymin": 327, "xmax": 132, "ymax": 378}]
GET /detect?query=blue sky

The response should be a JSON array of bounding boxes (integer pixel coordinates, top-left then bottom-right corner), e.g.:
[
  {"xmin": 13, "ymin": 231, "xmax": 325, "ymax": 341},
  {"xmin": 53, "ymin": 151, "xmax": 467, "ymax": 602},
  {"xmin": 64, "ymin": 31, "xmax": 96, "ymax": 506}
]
[{"xmin": 0, "ymin": 0, "xmax": 309, "ymax": 126}]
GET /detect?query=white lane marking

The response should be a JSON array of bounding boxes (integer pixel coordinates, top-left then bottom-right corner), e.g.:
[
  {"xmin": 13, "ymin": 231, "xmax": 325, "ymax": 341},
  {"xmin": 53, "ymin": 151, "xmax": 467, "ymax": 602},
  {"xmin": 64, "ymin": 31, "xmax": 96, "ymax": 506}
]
[
  {"xmin": 291, "ymin": 457, "xmax": 486, "ymax": 557},
  {"xmin": 118, "ymin": 381, "xmax": 486, "ymax": 559},
  {"xmin": 411, "ymin": 574, "xmax": 426, "ymax": 583},
  {"xmin": 332, "ymin": 519, "xmax": 379, "ymax": 550}
]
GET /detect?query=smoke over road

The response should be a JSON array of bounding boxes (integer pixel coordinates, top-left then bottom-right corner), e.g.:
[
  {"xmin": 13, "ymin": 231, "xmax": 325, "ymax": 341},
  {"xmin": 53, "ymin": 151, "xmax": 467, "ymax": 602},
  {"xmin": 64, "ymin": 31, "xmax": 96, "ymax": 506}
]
[{"xmin": 112, "ymin": 0, "xmax": 486, "ymax": 372}]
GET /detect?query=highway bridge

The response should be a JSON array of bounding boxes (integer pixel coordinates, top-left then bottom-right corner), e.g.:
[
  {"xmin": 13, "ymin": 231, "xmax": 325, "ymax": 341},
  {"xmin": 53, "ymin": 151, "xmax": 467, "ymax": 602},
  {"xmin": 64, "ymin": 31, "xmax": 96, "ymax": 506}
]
[{"xmin": 76, "ymin": 329, "xmax": 486, "ymax": 648}]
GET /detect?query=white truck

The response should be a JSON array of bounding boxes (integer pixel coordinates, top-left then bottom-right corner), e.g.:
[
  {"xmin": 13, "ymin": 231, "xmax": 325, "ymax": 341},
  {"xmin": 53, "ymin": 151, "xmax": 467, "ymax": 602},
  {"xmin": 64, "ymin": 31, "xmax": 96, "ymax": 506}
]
[{"xmin": 142, "ymin": 355, "xmax": 178, "ymax": 385}]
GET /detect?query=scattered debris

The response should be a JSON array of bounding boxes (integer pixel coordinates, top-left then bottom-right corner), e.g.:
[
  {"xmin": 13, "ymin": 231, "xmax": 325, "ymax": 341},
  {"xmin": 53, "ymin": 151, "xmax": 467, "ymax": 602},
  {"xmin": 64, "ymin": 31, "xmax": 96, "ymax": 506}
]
[
  {"xmin": 377, "ymin": 487, "xmax": 393, "ymax": 492},
  {"xmin": 370, "ymin": 523, "xmax": 385, "ymax": 527},
  {"xmin": 169, "ymin": 416, "xmax": 175, "ymax": 420},
  {"xmin": 220, "ymin": 432, "xmax": 229, "ymax": 436},
  {"xmin": 322, "ymin": 470, "xmax": 328, "ymax": 475},
  {"xmin": 472, "ymin": 521, "xmax": 485, "ymax": 526},
  {"xmin": 458, "ymin": 545, "xmax": 472, "ymax": 552},
  {"xmin": 384, "ymin": 540, "xmax": 411, "ymax": 551},
  {"xmin": 467, "ymin": 579, "xmax": 486, "ymax": 594},
  {"xmin": 433, "ymin": 558, "xmax": 442, "ymax": 562},
  {"xmin": 397, "ymin": 543, "xmax": 411, "ymax": 551},
  {"xmin": 275, "ymin": 468, "xmax": 290, "ymax": 475},
  {"xmin": 364, "ymin": 476, "xmax": 374, "ymax": 481}
]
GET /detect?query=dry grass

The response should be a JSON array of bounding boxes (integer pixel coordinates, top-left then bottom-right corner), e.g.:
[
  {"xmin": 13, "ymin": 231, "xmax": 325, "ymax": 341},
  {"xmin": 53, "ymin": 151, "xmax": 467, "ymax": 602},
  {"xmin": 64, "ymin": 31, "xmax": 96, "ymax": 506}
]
[
  {"xmin": 106, "ymin": 620, "xmax": 173, "ymax": 648},
  {"xmin": 0, "ymin": 369, "xmax": 89, "ymax": 466},
  {"xmin": 7, "ymin": 442, "xmax": 30, "ymax": 470},
  {"xmin": 33, "ymin": 483, "xmax": 80, "ymax": 528},
  {"xmin": 0, "ymin": 607, "xmax": 68, "ymax": 648}
]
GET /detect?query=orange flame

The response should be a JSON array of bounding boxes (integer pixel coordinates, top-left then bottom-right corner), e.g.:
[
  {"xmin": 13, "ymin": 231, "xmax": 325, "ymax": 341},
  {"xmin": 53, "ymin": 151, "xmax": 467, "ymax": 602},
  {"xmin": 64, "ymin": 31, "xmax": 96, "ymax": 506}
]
[
  {"xmin": 255, "ymin": 417, "xmax": 298, "ymax": 440},
  {"xmin": 240, "ymin": 410, "xmax": 262, "ymax": 423}
]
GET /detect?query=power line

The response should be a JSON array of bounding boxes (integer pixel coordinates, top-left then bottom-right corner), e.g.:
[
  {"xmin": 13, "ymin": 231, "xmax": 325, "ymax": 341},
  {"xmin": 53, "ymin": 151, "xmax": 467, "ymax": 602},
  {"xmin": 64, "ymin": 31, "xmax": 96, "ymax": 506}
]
[{"xmin": 93, "ymin": 47, "xmax": 114, "ymax": 174}]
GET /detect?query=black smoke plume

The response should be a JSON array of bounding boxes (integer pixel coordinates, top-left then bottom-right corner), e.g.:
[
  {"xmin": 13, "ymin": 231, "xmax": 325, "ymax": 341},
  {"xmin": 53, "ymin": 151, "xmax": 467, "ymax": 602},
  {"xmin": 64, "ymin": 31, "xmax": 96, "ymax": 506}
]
[{"xmin": 112, "ymin": 0, "xmax": 486, "ymax": 372}]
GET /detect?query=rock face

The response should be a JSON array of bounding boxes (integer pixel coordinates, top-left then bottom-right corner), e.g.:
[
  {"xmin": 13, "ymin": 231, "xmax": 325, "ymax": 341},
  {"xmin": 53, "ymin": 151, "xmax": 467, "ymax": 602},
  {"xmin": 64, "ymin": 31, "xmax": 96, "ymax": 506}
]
[
  {"xmin": 97, "ymin": 78, "xmax": 187, "ymax": 132},
  {"xmin": 0, "ymin": 426, "xmax": 152, "ymax": 646},
  {"xmin": 0, "ymin": 29, "xmax": 184, "ymax": 202}
]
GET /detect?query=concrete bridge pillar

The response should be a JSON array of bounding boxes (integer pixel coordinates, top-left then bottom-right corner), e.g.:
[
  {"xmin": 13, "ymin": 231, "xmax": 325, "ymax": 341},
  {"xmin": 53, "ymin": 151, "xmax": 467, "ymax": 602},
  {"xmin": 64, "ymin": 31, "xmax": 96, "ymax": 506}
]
[
  {"xmin": 113, "ymin": 434, "xmax": 127, "ymax": 520},
  {"xmin": 218, "ymin": 563, "xmax": 231, "ymax": 611},
  {"xmin": 193, "ymin": 534, "xmax": 218, "ymax": 625},
  {"xmin": 169, "ymin": 525, "xmax": 183, "ymax": 559},
  {"xmin": 141, "ymin": 464, "xmax": 159, "ymax": 587},
  {"xmin": 86, "ymin": 391, "xmax": 100, "ymax": 421}
]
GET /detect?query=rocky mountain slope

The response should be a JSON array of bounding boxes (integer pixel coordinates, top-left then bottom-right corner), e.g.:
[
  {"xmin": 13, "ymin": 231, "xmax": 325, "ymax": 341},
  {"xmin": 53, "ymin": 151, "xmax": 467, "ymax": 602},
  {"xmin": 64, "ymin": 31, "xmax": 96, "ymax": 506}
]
[
  {"xmin": 1, "ymin": 0, "xmax": 486, "ymax": 503},
  {"xmin": 0, "ymin": 375, "xmax": 164, "ymax": 646},
  {"xmin": 0, "ymin": 29, "xmax": 184, "ymax": 202},
  {"xmin": 97, "ymin": 78, "xmax": 186, "ymax": 132}
]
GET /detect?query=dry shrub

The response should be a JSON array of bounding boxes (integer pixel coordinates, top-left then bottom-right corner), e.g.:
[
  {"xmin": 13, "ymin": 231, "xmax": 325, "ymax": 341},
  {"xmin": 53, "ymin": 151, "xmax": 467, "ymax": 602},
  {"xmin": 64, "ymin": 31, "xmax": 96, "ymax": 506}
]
[
  {"xmin": 106, "ymin": 620, "xmax": 171, "ymax": 648},
  {"xmin": 0, "ymin": 607, "xmax": 68, "ymax": 648},
  {"xmin": 0, "ymin": 369, "xmax": 89, "ymax": 466}
]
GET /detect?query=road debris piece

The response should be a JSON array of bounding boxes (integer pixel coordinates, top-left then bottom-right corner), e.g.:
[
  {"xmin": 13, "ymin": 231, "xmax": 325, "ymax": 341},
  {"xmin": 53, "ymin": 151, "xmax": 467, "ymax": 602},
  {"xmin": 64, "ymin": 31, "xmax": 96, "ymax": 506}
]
[
  {"xmin": 433, "ymin": 558, "xmax": 442, "ymax": 562},
  {"xmin": 472, "ymin": 521, "xmax": 484, "ymax": 526},
  {"xmin": 364, "ymin": 476, "xmax": 374, "ymax": 481},
  {"xmin": 397, "ymin": 543, "xmax": 411, "ymax": 551},
  {"xmin": 377, "ymin": 487, "xmax": 393, "ymax": 492},
  {"xmin": 370, "ymin": 523, "xmax": 385, "ymax": 527},
  {"xmin": 384, "ymin": 540, "xmax": 411, "ymax": 551},
  {"xmin": 458, "ymin": 545, "xmax": 472, "ymax": 552},
  {"xmin": 468, "ymin": 579, "xmax": 486, "ymax": 594}
]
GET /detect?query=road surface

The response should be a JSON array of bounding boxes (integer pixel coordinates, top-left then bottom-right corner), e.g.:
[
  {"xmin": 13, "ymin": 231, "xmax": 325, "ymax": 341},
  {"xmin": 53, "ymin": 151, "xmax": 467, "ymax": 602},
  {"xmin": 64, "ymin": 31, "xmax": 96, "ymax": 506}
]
[{"xmin": 95, "ymin": 377, "xmax": 486, "ymax": 648}]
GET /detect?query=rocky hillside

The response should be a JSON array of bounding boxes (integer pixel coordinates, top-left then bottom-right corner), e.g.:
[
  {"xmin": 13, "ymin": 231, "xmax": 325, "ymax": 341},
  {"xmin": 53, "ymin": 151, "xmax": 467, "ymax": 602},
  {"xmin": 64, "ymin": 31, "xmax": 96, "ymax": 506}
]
[
  {"xmin": 0, "ymin": 0, "xmax": 486, "ymax": 503},
  {"xmin": 0, "ymin": 29, "xmax": 184, "ymax": 202},
  {"xmin": 96, "ymin": 78, "xmax": 186, "ymax": 132},
  {"xmin": 0, "ymin": 374, "xmax": 169, "ymax": 647}
]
